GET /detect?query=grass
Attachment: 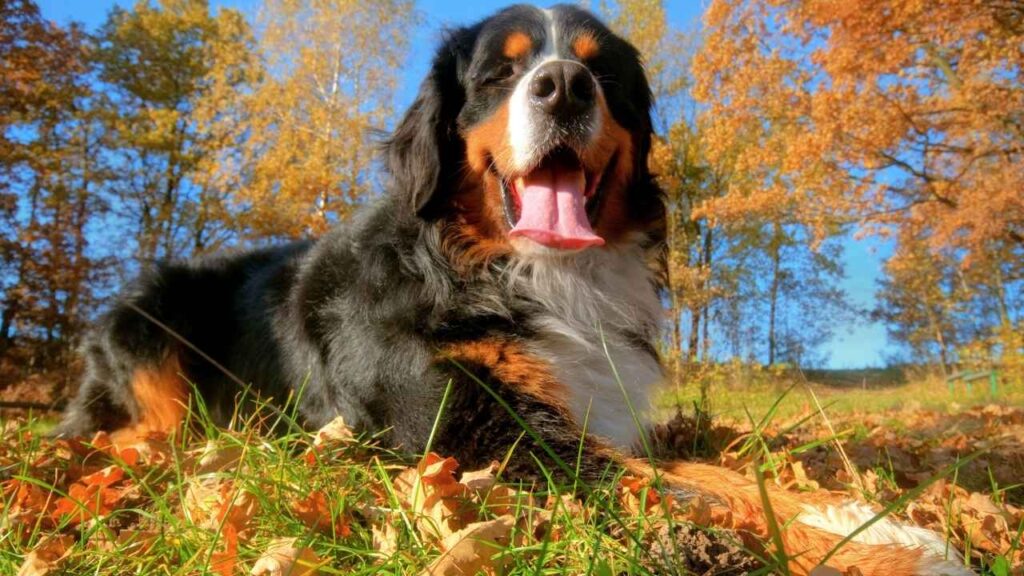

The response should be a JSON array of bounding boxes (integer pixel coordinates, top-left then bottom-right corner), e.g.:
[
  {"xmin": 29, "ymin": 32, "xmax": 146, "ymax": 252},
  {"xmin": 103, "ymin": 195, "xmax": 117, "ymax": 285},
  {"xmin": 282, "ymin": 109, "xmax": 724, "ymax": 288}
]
[
  {"xmin": 2, "ymin": 368, "xmax": 1020, "ymax": 575},
  {"xmin": 0, "ymin": 394, "xmax": 770, "ymax": 576},
  {"xmin": 657, "ymin": 365, "xmax": 1024, "ymax": 425}
]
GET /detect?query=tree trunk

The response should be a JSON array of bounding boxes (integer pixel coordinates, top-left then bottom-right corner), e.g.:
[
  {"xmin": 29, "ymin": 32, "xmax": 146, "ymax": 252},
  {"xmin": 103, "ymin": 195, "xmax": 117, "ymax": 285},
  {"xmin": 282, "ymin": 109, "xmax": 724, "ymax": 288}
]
[
  {"xmin": 993, "ymin": 264, "xmax": 1011, "ymax": 328},
  {"xmin": 0, "ymin": 304, "xmax": 17, "ymax": 355},
  {"xmin": 925, "ymin": 305, "xmax": 950, "ymax": 374},
  {"xmin": 701, "ymin": 225, "xmax": 713, "ymax": 362},
  {"xmin": 665, "ymin": 203, "xmax": 685, "ymax": 391},
  {"xmin": 686, "ymin": 220, "xmax": 702, "ymax": 362},
  {"xmin": 767, "ymin": 222, "xmax": 782, "ymax": 366}
]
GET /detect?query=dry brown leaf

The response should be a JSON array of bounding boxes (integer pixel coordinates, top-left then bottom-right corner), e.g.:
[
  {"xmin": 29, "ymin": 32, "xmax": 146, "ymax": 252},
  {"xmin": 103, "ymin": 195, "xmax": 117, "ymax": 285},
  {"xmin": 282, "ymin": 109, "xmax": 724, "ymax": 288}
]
[
  {"xmin": 683, "ymin": 496, "xmax": 713, "ymax": 526},
  {"xmin": 195, "ymin": 440, "xmax": 246, "ymax": 474},
  {"xmin": 420, "ymin": 515, "xmax": 515, "ymax": 576},
  {"xmin": 618, "ymin": 476, "xmax": 672, "ymax": 517},
  {"xmin": 250, "ymin": 537, "xmax": 323, "ymax": 576},
  {"xmin": 790, "ymin": 461, "xmax": 819, "ymax": 491},
  {"xmin": 459, "ymin": 461, "xmax": 499, "ymax": 492},
  {"xmin": 419, "ymin": 453, "xmax": 459, "ymax": 486},
  {"xmin": 130, "ymin": 432, "xmax": 174, "ymax": 465},
  {"xmin": 50, "ymin": 467, "xmax": 129, "ymax": 527},
  {"xmin": 392, "ymin": 454, "xmax": 475, "ymax": 543},
  {"xmin": 292, "ymin": 490, "xmax": 349, "ymax": 536},
  {"xmin": 313, "ymin": 416, "xmax": 354, "ymax": 448},
  {"xmin": 2, "ymin": 479, "xmax": 52, "ymax": 532},
  {"xmin": 184, "ymin": 479, "xmax": 259, "ymax": 538},
  {"xmin": 292, "ymin": 490, "xmax": 332, "ymax": 532},
  {"xmin": 211, "ymin": 524, "xmax": 240, "ymax": 576},
  {"xmin": 482, "ymin": 485, "xmax": 530, "ymax": 517},
  {"xmin": 17, "ymin": 535, "xmax": 74, "ymax": 576},
  {"xmin": 372, "ymin": 521, "xmax": 399, "ymax": 557},
  {"xmin": 533, "ymin": 493, "xmax": 585, "ymax": 541}
]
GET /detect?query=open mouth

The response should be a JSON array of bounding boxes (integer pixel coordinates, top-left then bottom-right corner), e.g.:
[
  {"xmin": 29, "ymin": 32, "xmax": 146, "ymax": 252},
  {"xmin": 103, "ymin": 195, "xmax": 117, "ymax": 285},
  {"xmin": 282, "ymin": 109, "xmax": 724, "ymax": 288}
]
[{"xmin": 497, "ymin": 148, "xmax": 611, "ymax": 250}]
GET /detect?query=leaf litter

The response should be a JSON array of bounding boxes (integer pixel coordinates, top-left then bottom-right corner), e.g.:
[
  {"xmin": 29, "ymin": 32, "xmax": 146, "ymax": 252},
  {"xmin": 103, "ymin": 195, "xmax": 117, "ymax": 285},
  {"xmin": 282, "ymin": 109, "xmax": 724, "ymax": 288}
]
[{"xmin": 1, "ymin": 406, "xmax": 1020, "ymax": 574}]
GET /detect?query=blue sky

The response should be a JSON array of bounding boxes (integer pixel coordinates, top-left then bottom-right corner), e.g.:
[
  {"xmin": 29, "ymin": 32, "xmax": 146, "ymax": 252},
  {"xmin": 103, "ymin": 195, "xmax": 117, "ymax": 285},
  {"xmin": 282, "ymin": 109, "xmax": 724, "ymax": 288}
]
[{"xmin": 36, "ymin": 0, "xmax": 891, "ymax": 368}]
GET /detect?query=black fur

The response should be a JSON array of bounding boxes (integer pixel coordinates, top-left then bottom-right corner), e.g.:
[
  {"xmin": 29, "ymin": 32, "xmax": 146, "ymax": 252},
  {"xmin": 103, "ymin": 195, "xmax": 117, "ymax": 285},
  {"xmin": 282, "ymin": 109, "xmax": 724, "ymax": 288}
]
[{"xmin": 59, "ymin": 4, "xmax": 663, "ymax": 483}]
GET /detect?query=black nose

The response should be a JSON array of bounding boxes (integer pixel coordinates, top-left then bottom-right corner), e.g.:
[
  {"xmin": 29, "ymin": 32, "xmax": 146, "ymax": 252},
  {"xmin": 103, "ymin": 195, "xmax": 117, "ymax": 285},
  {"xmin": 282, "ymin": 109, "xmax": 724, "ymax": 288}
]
[{"xmin": 529, "ymin": 61, "xmax": 596, "ymax": 119}]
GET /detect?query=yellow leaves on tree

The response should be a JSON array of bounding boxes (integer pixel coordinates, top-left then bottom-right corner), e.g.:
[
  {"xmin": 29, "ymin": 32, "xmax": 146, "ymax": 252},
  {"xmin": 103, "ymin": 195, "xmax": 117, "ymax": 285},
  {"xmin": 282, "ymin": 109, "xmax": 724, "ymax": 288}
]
[
  {"xmin": 96, "ymin": 0, "xmax": 259, "ymax": 260},
  {"xmin": 219, "ymin": 0, "xmax": 416, "ymax": 239}
]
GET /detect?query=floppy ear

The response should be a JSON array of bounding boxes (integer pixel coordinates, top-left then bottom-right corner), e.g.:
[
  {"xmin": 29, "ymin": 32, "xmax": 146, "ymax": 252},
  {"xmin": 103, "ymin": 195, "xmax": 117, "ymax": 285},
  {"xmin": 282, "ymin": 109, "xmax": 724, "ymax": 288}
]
[
  {"xmin": 384, "ymin": 29, "xmax": 472, "ymax": 218},
  {"xmin": 621, "ymin": 44, "xmax": 665, "ymax": 233}
]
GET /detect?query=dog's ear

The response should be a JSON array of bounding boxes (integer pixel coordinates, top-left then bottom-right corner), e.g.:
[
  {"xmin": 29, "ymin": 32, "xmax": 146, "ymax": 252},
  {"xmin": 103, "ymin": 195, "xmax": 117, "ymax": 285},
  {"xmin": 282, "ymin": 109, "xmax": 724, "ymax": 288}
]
[
  {"xmin": 384, "ymin": 29, "xmax": 473, "ymax": 218},
  {"xmin": 619, "ymin": 41, "xmax": 665, "ymax": 232}
]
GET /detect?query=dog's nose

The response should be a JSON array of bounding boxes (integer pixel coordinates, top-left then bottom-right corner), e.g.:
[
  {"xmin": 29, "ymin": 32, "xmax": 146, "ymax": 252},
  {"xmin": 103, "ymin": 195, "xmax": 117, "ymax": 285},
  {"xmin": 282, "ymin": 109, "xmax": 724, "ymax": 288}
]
[{"xmin": 529, "ymin": 61, "xmax": 596, "ymax": 119}]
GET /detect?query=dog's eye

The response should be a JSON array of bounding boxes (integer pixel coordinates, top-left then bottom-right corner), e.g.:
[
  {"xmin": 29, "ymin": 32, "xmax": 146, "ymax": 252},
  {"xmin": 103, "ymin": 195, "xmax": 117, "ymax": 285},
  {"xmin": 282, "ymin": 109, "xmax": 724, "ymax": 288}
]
[{"xmin": 483, "ymin": 62, "xmax": 522, "ymax": 85}]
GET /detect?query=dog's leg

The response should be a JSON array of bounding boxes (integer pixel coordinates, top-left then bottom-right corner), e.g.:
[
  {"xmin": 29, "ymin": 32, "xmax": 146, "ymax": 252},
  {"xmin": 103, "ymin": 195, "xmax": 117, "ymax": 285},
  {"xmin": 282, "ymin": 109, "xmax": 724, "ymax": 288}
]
[
  {"xmin": 56, "ymin": 302, "xmax": 189, "ymax": 445},
  {"xmin": 434, "ymin": 338, "xmax": 619, "ymax": 483}
]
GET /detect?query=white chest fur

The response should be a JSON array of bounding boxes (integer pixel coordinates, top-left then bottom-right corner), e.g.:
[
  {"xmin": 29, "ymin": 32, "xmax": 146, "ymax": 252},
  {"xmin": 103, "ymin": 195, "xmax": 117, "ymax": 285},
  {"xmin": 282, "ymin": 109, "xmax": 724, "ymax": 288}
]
[{"xmin": 506, "ymin": 245, "xmax": 664, "ymax": 451}]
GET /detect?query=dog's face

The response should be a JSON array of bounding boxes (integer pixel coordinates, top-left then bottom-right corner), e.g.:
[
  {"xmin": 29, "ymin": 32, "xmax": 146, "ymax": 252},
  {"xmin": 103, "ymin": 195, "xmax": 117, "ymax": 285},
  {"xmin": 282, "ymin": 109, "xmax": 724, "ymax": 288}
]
[{"xmin": 386, "ymin": 4, "xmax": 662, "ymax": 262}]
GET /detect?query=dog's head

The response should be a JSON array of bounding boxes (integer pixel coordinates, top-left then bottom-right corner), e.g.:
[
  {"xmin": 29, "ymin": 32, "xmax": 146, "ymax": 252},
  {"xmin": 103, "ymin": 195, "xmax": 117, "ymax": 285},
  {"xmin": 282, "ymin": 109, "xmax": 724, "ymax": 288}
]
[{"xmin": 385, "ymin": 4, "xmax": 662, "ymax": 262}]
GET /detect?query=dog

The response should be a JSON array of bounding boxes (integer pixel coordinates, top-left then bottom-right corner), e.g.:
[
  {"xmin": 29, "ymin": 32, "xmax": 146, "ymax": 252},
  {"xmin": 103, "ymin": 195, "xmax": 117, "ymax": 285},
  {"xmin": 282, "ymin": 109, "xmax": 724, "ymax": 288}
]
[{"xmin": 57, "ymin": 5, "xmax": 973, "ymax": 575}]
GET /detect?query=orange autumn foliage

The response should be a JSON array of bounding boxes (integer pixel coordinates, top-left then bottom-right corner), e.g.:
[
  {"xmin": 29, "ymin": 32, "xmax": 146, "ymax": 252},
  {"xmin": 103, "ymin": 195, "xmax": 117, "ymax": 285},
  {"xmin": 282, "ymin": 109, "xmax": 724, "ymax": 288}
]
[{"xmin": 692, "ymin": 0, "xmax": 1023, "ymax": 255}]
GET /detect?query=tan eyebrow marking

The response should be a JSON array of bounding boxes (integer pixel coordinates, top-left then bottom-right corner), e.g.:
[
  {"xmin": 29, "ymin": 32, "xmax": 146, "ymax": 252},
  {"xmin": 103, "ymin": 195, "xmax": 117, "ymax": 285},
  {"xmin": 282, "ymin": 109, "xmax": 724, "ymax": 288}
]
[
  {"xmin": 503, "ymin": 31, "xmax": 533, "ymax": 59},
  {"xmin": 573, "ymin": 32, "xmax": 599, "ymax": 59}
]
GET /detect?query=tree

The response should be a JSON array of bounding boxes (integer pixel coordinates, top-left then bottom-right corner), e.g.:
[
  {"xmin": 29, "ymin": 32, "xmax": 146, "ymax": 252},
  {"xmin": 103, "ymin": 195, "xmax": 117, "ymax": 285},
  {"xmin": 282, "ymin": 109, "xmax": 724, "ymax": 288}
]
[
  {"xmin": 609, "ymin": 0, "xmax": 852, "ymax": 368},
  {"xmin": 694, "ymin": 0, "xmax": 1023, "ymax": 369},
  {"xmin": 694, "ymin": 0, "xmax": 1023, "ymax": 255},
  {"xmin": 95, "ymin": 0, "xmax": 258, "ymax": 264},
  {"xmin": 212, "ymin": 0, "xmax": 416, "ymax": 239},
  {"xmin": 0, "ymin": 0, "xmax": 106, "ymax": 367},
  {"xmin": 604, "ymin": 0, "xmax": 719, "ymax": 365}
]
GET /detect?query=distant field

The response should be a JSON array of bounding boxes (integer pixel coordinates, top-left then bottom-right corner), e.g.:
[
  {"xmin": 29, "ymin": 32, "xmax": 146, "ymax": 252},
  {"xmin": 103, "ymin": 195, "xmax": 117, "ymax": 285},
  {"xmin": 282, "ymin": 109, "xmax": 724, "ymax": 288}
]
[{"xmin": 657, "ymin": 366, "xmax": 1023, "ymax": 425}]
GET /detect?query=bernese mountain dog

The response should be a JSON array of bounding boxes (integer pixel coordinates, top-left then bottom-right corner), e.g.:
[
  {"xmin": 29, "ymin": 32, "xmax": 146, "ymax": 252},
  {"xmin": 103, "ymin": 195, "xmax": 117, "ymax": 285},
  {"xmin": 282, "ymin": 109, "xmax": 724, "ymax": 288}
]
[{"xmin": 57, "ymin": 5, "xmax": 973, "ymax": 575}]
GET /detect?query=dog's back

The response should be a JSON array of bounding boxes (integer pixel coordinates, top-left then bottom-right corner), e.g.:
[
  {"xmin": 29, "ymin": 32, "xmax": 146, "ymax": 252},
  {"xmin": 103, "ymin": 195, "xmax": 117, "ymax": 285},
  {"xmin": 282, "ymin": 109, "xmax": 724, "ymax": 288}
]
[{"xmin": 58, "ymin": 241, "xmax": 310, "ymax": 436}]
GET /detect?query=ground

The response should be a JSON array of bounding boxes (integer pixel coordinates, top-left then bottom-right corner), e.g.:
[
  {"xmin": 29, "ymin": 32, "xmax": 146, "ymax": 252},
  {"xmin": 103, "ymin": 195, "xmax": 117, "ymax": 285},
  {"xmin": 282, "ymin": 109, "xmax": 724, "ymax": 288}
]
[{"xmin": 1, "ymin": 367, "xmax": 1022, "ymax": 575}]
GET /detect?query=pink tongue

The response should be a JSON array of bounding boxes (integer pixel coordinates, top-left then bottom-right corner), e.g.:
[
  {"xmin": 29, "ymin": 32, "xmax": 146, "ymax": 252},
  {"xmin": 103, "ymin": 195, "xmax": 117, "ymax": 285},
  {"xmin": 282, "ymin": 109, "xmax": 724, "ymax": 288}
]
[{"xmin": 508, "ymin": 164, "xmax": 604, "ymax": 250}]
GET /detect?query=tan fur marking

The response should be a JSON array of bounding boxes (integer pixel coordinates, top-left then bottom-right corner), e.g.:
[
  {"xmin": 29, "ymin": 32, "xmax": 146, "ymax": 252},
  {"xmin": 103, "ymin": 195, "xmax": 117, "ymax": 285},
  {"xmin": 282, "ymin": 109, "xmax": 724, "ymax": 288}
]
[
  {"xmin": 464, "ymin": 100, "xmax": 512, "ymax": 175},
  {"xmin": 441, "ymin": 339, "xmax": 573, "ymax": 417},
  {"xmin": 448, "ymin": 102, "xmax": 515, "ymax": 267},
  {"xmin": 112, "ymin": 355, "xmax": 187, "ymax": 444},
  {"xmin": 572, "ymin": 32, "xmax": 599, "ymax": 59},
  {"xmin": 581, "ymin": 95, "xmax": 637, "ymax": 244},
  {"xmin": 503, "ymin": 31, "xmax": 533, "ymax": 59}
]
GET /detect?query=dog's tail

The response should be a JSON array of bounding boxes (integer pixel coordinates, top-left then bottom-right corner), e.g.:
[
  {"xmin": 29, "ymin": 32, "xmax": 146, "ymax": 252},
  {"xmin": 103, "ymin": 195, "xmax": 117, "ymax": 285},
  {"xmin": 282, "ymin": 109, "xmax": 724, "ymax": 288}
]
[{"xmin": 626, "ymin": 460, "xmax": 974, "ymax": 576}]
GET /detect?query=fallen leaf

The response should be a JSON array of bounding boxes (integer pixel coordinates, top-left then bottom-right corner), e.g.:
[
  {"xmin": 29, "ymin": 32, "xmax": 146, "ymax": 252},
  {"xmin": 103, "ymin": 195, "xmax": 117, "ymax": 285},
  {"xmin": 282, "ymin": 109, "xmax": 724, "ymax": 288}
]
[
  {"xmin": 419, "ymin": 453, "xmax": 459, "ymax": 486},
  {"xmin": 420, "ymin": 515, "xmax": 515, "ymax": 576},
  {"xmin": 683, "ymin": 496, "xmax": 713, "ymax": 526},
  {"xmin": 618, "ymin": 476, "xmax": 672, "ymax": 517},
  {"xmin": 291, "ymin": 490, "xmax": 340, "ymax": 534},
  {"xmin": 250, "ymin": 537, "xmax": 322, "ymax": 576},
  {"xmin": 313, "ymin": 416, "xmax": 354, "ymax": 448},
  {"xmin": 372, "ymin": 522, "xmax": 399, "ymax": 557},
  {"xmin": 17, "ymin": 535, "xmax": 74, "ymax": 576},
  {"xmin": 115, "ymin": 529, "xmax": 160, "ymax": 555},
  {"xmin": 184, "ymin": 479, "xmax": 259, "ymax": 538},
  {"xmin": 459, "ymin": 461, "xmax": 499, "ymax": 492},
  {"xmin": 211, "ymin": 523, "xmax": 240, "ymax": 576},
  {"xmin": 51, "ymin": 480, "xmax": 125, "ymax": 526},
  {"xmin": 393, "ymin": 454, "xmax": 475, "ymax": 542},
  {"xmin": 195, "ymin": 440, "xmax": 246, "ymax": 474},
  {"xmin": 79, "ymin": 465, "xmax": 124, "ymax": 489}
]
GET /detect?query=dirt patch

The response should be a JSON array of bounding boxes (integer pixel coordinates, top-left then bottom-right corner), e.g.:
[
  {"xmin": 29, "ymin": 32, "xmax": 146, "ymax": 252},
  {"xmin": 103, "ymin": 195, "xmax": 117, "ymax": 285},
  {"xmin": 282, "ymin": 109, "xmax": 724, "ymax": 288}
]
[{"xmin": 645, "ymin": 523, "xmax": 762, "ymax": 575}]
